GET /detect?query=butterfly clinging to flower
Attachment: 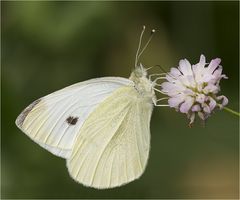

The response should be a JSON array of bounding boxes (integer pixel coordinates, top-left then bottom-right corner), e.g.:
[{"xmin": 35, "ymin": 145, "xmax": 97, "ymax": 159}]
[
  {"xmin": 16, "ymin": 26, "xmax": 228, "ymax": 189},
  {"xmin": 16, "ymin": 26, "xmax": 166, "ymax": 189}
]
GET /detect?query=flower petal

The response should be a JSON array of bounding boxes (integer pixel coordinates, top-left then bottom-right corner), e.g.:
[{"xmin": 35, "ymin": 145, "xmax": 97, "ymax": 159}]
[
  {"xmin": 207, "ymin": 58, "xmax": 221, "ymax": 74},
  {"xmin": 183, "ymin": 88, "xmax": 195, "ymax": 95},
  {"xmin": 203, "ymin": 84, "xmax": 219, "ymax": 94},
  {"xmin": 186, "ymin": 75, "xmax": 196, "ymax": 87},
  {"xmin": 213, "ymin": 66, "xmax": 223, "ymax": 78},
  {"xmin": 203, "ymin": 104, "xmax": 211, "ymax": 113},
  {"xmin": 161, "ymin": 82, "xmax": 185, "ymax": 94},
  {"xmin": 208, "ymin": 97, "xmax": 217, "ymax": 111},
  {"xmin": 161, "ymin": 82, "xmax": 176, "ymax": 91},
  {"xmin": 217, "ymin": 95, "xmax": 228, "ymax": 108},
  {"xmin": 202, "ymin": 73, "xmax": 215, "ymax": 83},
  {"xmin": 180, "ymin": 97, "xmax": 194, "ymax": 113},
  {"xmin": 166, "ymin": 74, "xmax": 175, "ymax": 82},
  {"xmin": 199, "ymin": 54, "xmax": 206, "ymax": 67},
  {"xmin": 170, "ymin": 67, "xmax": 181, "ymax": 77},
  {"xmin": 196, "ymin": 94, "xmax": 206, "ymax": 103},
  {"xmin": 193, "ymin": 54, "xmax": 206, "ymax": 76},
  {"xmin": 168, "ymin": 97, "xmax": 184, "ymax": 108},
  {"xmin": 179, "ymin": 59, "xmax": 192, "ymax": 75},
  {"xmin": 192, "ymin": 104, "xmax": 201, "ymax": 112}
]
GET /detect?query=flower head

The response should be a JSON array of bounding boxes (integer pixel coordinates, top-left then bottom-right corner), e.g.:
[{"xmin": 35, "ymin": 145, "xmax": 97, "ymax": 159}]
[{"xmin": 160, "ymin": 54, "xmax": 228, "ymax": 124}]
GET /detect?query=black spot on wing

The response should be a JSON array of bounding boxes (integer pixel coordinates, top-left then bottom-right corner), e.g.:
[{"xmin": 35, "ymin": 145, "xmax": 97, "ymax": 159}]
[
  {"xmin": 16, "ymin": 98, "xmax": 42, "ymax": 128},
  {"xmin": 66, "ymin": 116, "xmax": 79, "ymax": 125}
]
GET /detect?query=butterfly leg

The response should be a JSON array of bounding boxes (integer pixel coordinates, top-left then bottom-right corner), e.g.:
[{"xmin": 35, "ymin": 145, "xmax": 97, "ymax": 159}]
[
  {"xmin": 153, "ymin": 97, "xmax": 169, "ymax": 107},
  {"xmin": 149, "ymin": 73, "xmax": 166, "ymax": 82}
]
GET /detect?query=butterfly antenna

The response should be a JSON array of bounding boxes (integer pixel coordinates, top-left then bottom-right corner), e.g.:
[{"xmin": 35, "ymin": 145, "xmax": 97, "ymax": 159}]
[
  {"xmin": 135, "ymin": 25, "xmax": 146, "ymax": 68},
  {"xmin": 137, "ymin": 29, "xmax": 155, "ymax": 61}
]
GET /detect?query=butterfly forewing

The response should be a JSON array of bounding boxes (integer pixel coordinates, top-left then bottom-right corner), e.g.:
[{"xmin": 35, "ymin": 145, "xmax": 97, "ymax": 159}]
[{"xmin": 16, "ymin": 77, "xmax": 133, "ymax": 158}]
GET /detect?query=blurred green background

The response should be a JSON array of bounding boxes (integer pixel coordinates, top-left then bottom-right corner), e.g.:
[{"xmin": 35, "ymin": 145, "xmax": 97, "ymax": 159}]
[{"xmin": 1, "ymin": 1, "xmax": 239, "ymax": 199}]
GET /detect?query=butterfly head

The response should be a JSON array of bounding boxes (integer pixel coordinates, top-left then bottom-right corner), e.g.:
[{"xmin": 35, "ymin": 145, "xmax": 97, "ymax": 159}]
[{"xmin": 131, "ymin": 63, "xmax": 147, "ymax": 78}]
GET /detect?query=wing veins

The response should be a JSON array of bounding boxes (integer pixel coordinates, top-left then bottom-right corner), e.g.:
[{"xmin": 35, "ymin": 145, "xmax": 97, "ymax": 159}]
[
  {"xmin": 44, "ymin": 90, "xmax": 115, "ymax": 144},
  {"xmin": 33, "ymin": 96, "xmax": 76, "ymax": 141},
  {"xmin": 74, "ymin": 107, "xmax": 129, "ymax": 180},
  {"xmin": 134, "ymin": 104, "xmax": 143, "ymax": 171},
  {"xmin": 89, "ymin": 107, "xmax": 131, "ymax": 185}
]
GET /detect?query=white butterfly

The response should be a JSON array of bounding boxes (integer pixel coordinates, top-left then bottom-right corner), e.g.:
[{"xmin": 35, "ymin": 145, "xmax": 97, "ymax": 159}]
[{"xmin": 15, "ymin": 26, "xmax": 167, "ymax": 189}]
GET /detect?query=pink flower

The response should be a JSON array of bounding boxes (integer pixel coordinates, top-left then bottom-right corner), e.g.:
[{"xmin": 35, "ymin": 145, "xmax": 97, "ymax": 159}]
[{"xmin": 160, "ymin": 54, "xmax": 228, "ymax": 124}]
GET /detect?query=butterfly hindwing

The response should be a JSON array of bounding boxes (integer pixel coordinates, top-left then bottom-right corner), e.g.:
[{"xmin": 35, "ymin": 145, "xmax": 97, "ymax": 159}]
[
  {"xmin": 16, "ymin": 77, "xmax": 133, "ymax": 158},
  {"xmin": 67, "ymin": 86, "xmax": 153, "ymax": 188}
]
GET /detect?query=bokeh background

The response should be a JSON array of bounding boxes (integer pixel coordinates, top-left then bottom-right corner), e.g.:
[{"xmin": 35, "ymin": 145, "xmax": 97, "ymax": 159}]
[{"xmin": 1, "ymin": 1, "xmax": 239, "ymax": 199}]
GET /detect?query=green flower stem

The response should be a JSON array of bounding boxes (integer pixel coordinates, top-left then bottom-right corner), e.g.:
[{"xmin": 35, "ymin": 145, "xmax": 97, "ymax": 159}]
[{"xmin": 222, "ymin": 106, "xmax": 240, "ymax": 117}]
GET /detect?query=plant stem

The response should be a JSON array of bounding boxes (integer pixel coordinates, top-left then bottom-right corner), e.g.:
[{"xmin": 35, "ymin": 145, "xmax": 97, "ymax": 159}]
[{"xmin": 222, "ymin": 106, "xmax": 240, "ymax": 117}]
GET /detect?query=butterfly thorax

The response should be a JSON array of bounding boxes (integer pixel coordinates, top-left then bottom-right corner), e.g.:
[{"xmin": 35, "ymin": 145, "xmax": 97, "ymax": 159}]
[{"xmin": 129, "ymin": 66, "xmax": 156, "ymax": 102}]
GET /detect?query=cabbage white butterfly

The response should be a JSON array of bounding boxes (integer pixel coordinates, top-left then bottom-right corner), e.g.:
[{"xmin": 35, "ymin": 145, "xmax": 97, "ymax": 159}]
[{"xmin": 15, "ymin": 26, "xmax": 166, "ymax": 189}]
